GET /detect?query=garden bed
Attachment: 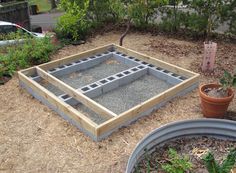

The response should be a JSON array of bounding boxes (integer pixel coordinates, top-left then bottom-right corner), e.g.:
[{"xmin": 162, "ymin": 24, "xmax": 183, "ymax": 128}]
[
  {"xmin": 136, "ymin": 136, "xmax": 236, "ymax": 173},
  {"xmin": 18, "ymin": 44, "xmax": 199, "ymax": 141}
]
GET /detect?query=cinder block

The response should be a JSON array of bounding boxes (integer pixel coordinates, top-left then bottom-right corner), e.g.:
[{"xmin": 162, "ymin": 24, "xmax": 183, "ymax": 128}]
[
  {"xmin": 83, "ymin": 83, "xmax": 102, "ymax": 98},
  {"xmin": 178, "ymin": 76, "xmax": 187, "ymax": 81},
  {"xmin": 140, "ymin": 61, "xmax": 149, "ymax": 66},
  {"xmin": 113, "ymin": 53, "xmax": 126, "ymax": 63},
  {"xmin": 124, "ymin": 56, "xmax": 140, "ymax": 67},
  {"xmin": 57, "ymin": 94, "xmax": 77, "ymax": 106},
  {"xmin": 133, "ymin": 67, "xmax": 148, "ymax": 79},
  {"xmin": 148, "ymin": 68, "xmax": 183, "ymax": 85},
  {"xmin": 102, "ymin": 76, "xmax": 119, "ymax": 93},
  {"xmin": 100, "ymin": 52, "xmax": 113, "ymax": 62},
  {"xmin": 148, "ymin": 68, "xmax": 169, "ymax": 81},
  {"xmin": 115, "ymin": 72, "xmax": 127, "ymax": 86},
  {"xmin": 167, "ymin": 76, "xmax": 182, "ymax": 85}
]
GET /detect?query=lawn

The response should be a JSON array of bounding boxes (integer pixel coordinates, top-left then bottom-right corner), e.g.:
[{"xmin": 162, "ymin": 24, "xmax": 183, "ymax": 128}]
[{"xmin": 29, "ymin": 0, "xmax": 51, "ymax": 13}]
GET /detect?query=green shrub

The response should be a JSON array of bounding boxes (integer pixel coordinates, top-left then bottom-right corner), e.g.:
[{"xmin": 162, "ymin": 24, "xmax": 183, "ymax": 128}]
[
  {"xmin": 56, "ymin": 0, "xmax": 91, "ymax": 42},
  {"xmin": 159, "ymin": 7, "xmax": 185, "ymax": 33},
  {"xmin": 0, "ymin": 36, "xmax": 56, "ymax": 82}
]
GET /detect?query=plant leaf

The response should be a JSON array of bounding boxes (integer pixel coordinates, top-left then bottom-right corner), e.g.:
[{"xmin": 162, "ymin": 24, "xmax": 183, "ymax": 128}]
[
  {"xmin": 220, "ymin": 148, "xmax": 236, "ymax": 173},
  {"xmin": 224, "ymin": 70, "xmax": 232, "ymax": 80},
  {"xmin": 202, "ymin": 152, "xmax": 220, "ymax": 173},
  {"xmin": 233, "ymin": 77, "xmax": 236, "ymax": 87}
]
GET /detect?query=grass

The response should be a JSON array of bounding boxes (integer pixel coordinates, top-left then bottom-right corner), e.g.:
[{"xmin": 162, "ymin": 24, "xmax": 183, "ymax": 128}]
[{"xmin": 29, "ymin": 0, "xmax": 51, "ymax": 13}]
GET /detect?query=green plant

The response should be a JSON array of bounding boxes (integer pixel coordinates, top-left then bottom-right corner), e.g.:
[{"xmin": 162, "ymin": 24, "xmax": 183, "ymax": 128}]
[
  {"xmin": 219, "ymin": 70, "xmax": 236, "ymax": 91},
  {"xmin": 161, "ymin": 148, "xmax": 193, "ymax": 173},
  {"xmin": 202, "ymin": 148, "xmax": 236, "ymax": 173},
  {"xmin": 189, "ymin": 0, "xmax": 228, "ymax": 40},
  {"xmin": 56, "ymin": 0, "xmax": 91, "ymax": 42},
  {"xmin": 0, "ymin": 35, "xmax": 56, "ymax": 83}
]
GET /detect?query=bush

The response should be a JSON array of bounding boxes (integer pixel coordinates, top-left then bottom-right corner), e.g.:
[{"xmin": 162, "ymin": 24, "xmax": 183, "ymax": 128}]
[
  {"xmin": 55, "ymin": 0, "xmax": 236, "ymax": 41},
  {"xmin": 0, "ymin": 36, "xmax": 56, "ymax": 82},
  {"xmin": 55, "ymin": 0, "xmax": 91, "ymax": 42}
]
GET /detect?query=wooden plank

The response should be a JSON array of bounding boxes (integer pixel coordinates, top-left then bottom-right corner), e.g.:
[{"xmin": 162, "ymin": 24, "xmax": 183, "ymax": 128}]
[
  {"xmin": 36, "ymin": 67, "xmax": 117, "ymax": 119},
  {"xmin": 39, "ymin": 44, "xmax": 114, "ymax": 70},
  {"xmin": 114, "ymin": 44, "xmax": 198, "ymax": 78},
  {"xmin": 96, "ymin": 74, "xmax": 200, "ymax": 136},
  {"xmin": 18, "ymin": 71, "xmax": 97, "ymax": 135}
]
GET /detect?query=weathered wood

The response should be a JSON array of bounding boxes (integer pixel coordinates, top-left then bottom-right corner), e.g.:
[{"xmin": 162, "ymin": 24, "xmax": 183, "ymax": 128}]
[
  {"xmin": 39, "ymin": 44, "xmax": 114, "ymax": 70},
  {"xmin": 36, "ymin": 67, "xmax": 117, "ymax": 119},
  {"xmin": 18, "ymin": 70, "xmax": 97, "ymax": 135},
  {"xmin": 96, "ymin": 74, "xmax": 200, "ymax": 136},
  {"xmin": 115, "ymin": 45, "xmax": 197, "ymax": 78}
]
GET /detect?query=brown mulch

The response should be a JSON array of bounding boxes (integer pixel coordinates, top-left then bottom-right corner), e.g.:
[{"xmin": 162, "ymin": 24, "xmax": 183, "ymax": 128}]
[{"xmin": 0, "ymin": 31, "xmax": 235, "ymax": 173}]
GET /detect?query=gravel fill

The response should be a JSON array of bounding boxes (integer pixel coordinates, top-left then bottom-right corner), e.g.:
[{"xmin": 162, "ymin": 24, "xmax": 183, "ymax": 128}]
[
  {"xmin": 37, "ymin": 79, "xmax": 64, "ymax": 96},
  {"xmin": 56, "ymin": 57, "xmax": 133, "ymax": 89},
  {"xmin": 73, "ymin": 104, "xmax": 109, "ymax": 125},
  {"xmin": 93, "ymin": 74, "xmax": 173, "ymax": 114}
]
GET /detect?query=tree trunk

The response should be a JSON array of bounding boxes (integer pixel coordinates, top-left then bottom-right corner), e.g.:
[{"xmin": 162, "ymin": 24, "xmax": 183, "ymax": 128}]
[
  {"xmin": 173, "ymin": 0, "xmax": 177, "ymax": 32},
  {"xmin": 119, "ymin": 20, "xmax": 131, "ymax": 46},
  {"xmin": 51, "ymin": 0, "xmax": 57, "ymax": 10}
]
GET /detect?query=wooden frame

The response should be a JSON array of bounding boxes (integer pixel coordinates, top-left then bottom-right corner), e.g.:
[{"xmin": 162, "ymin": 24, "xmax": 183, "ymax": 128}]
[{"xmin": 18, "ymin": 44, "xmax": 200, "ymax": 141}]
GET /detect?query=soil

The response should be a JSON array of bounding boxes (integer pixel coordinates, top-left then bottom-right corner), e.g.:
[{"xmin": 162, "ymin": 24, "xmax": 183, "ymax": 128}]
[
  {"xmin": 205, "ymin": 87, "xmax": 229, "ymax": 98},
  {"xmin": 135, "ymin": 136, "xmax": 236, "ymax": 173},
  {"xmin": 0, "ymin": 31, "xmax": 236, "ymax": 173}
]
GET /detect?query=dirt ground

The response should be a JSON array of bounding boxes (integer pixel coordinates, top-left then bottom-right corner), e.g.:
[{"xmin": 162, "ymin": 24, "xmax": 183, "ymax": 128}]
[{"xmin": 0, "ymin": 31, "xmax": 235, "ymax": 173}]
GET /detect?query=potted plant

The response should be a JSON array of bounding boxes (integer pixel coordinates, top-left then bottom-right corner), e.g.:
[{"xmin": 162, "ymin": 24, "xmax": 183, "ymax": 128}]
[{"xmin": 199, "ymin": 70, "xmax": 236, "ymax": 118}]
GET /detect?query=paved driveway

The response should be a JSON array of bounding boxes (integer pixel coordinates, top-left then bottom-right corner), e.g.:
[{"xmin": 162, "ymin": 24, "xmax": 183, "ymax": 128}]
[{"xmin": 30, "ymin": 12, "xmax": 63, "ymax": 31}]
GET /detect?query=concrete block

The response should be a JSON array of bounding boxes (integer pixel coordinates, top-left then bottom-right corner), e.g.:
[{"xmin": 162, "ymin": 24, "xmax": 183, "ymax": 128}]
[
  {"xmin": 147, "ymin": 64, "xmax": 155, "ymax": 68},
  {"xmin": 167, "ymin": 76, "xmax": 182, "ymax": 85},
  {"xmin": 100, "ymin": 52, "xmax": 113, "ymax": 62},
  {"xmin": 102, "ymin": 76, "xmax": 119, "ymax": 93},
  {"xmin": 115, "ymin": 72, "xmax": 127, "ymax": 86},
  {"xmin": 83, "ymin": 83, "xmax": 102, "ymax": 98},
  {"xmin": 133, "ymin": 66, "xmax": 148, "ymax": 79},
  {"xmin": 113, "ymin": 53, "xmax": 126, "ymax": 64},
  {"xmin": 98, "ymin": 79, "xmax": 109, "ymax": 85},
  {"xmin": 148, "ymin": 68, "xmax": 183, "ymax": 85},
  {"xmin": 178, "ymin": 76, "xmax": 188, "ymax": 81},
  {"xmin": 148, "ymin": 68, "xmax": 170, "ymax": 81},
  {"xmin": 124, "ymin": 56, "xmax": 140, "ymax": 67},
  {"xmin": 58, "ymin": 94, "xmax": 78, "ymax": 106},
  {"xmin": 140, "ymin": 61, "xmax": 149, "ymax": 66}
]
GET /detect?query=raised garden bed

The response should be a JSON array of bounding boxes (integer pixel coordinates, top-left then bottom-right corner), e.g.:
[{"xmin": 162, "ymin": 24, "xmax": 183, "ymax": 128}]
[
  {"xmin": 126, "ymin": 119, "xmax": 236, "ymax": 173},
  {"xmin": 18, "ymin": 44, "xmax": 199, "ymax": 141}
]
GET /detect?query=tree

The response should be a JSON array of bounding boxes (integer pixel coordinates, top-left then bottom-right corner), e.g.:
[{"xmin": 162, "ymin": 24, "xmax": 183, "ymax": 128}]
[{"xmin": 51, "ymin": 0, "xmax": 57, "ymax": 9}]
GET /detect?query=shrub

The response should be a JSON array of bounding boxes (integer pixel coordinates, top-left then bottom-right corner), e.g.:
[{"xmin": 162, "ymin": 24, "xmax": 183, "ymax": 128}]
[
  {"xmin": 55, "ymin": 0, "xmax": 91, "ymax": 42},
  {"xmin": 0, "ymin": 36, "xmax": 56, "ymax": 82}
]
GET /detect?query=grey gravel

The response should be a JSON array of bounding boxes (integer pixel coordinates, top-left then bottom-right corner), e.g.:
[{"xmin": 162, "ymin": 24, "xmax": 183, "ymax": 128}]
[
  {"xmin": 37, "ymin": 79, "xmax": 64, "ymax": 96},
  {"xmin": 35, "ymin": 57, "xmax": 174, "ymax": 124},
  {"xmin": 93, "ymin": 74, "xmax": 174, "ymax": 114},
  {"xmin": 56, "ymin": 58, "xmax": 133, "ymax": 89},
  {"xmin": 73, "ymin": 104, "xmax": 109, "ymax": 125}
]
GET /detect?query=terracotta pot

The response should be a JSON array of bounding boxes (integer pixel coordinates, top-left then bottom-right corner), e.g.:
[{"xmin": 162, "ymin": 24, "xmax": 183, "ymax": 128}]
[{"xmin": 199, "ymin": 83, "xmax": 234, "ymax": 118}]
